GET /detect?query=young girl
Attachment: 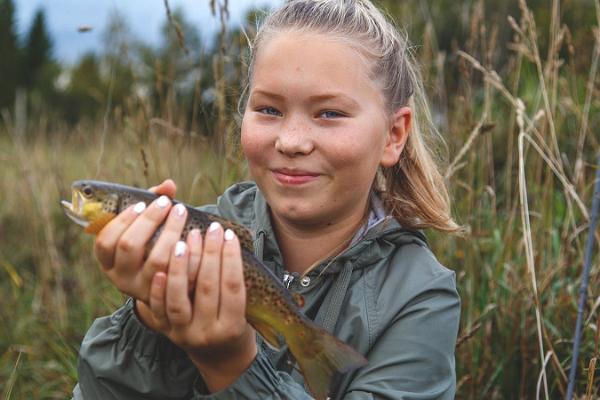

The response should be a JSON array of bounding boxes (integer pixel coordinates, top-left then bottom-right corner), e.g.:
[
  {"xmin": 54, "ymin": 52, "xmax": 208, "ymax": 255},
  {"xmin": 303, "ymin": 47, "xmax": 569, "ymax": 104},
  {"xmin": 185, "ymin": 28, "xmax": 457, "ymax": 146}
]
[{"xmin": 73, "ymin": 0, "xmax": 461, "ymax": 398}]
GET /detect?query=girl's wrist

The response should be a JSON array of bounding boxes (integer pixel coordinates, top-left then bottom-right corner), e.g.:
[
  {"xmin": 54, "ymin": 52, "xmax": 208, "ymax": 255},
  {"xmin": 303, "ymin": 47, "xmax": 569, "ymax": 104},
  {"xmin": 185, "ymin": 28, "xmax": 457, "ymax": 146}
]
[{"xmin": 191, "ymin": 334, "xmax": 258, "ymax": 393}]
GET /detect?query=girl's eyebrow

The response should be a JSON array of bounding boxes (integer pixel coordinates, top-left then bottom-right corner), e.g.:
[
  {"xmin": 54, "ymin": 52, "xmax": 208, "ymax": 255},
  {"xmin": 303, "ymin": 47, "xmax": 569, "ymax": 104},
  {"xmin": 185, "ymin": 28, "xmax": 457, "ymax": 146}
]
[
  {"xmin": 251, "ymin": 89, "xmax": 359, "ymax": 108},
  {"xmin": 308, "ymin": 93, "xmax": 359, "ymax": 108},
  {"xmin": 250, "ymin": 89, "xmax": 285, "ymax": 101}
]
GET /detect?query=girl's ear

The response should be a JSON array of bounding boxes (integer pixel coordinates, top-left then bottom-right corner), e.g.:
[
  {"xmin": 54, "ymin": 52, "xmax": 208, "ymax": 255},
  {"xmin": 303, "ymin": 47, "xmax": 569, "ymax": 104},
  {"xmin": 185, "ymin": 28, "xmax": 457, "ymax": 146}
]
[{"xmin": 380, "ymin": 107, "xmax": 411, "ymax": 168}]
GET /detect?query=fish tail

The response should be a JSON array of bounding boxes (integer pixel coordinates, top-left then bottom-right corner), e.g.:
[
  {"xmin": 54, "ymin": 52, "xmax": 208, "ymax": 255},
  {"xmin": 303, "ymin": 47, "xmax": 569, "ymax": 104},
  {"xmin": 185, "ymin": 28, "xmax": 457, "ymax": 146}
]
[{"xmin": 288, "ymin": 324, "xmax": 367, "ymax": 400}]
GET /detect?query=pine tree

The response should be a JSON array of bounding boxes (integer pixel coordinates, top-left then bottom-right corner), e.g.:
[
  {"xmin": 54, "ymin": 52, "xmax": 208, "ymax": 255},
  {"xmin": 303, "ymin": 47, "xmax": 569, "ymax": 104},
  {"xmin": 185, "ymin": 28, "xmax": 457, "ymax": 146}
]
[
  {"xmin": 0, "ymin": 0, "xmax": 20, "ymax": 110},
  {"xmin": 22, "ymin": 8, "xmax": 53, "ymax": 90}
]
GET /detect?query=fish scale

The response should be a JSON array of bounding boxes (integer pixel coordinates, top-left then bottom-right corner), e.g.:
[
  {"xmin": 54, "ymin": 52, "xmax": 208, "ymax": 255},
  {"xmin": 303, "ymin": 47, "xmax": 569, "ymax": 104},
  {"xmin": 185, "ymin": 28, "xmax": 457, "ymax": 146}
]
[{"xmin": 61, "ymin": 179, "xmax": 367, "ymax": 400}]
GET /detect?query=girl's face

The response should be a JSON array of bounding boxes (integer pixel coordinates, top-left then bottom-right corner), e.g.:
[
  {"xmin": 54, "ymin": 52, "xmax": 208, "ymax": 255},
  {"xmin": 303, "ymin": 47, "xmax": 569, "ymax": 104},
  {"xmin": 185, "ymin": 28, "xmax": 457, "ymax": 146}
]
[{"xmin": 242, "ymin": 31, "xmax": 409, "ymax": 228}]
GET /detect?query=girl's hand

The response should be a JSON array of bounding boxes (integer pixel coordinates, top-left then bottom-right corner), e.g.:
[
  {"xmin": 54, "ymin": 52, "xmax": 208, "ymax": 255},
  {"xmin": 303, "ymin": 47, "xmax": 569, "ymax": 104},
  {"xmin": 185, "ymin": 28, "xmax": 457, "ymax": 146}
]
[
  {"xmin": 93, "ymin": 179, "xmax": 185, "ymax": 303},
  {"xmin": 140, "ymin": 223, "xmax": 257, "ymax": 393}
]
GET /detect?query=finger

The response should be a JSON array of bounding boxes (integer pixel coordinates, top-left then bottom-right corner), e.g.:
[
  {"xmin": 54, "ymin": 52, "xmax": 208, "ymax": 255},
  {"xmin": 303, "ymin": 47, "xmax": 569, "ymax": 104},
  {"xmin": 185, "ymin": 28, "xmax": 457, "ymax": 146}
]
[
  {"xmin": 194, "ymin": 222, "xmax": 224, "ymax": 321},
  {"xmin": 94, "ymin": 201, "xmax": 147, "ymax": 270},
  {"xmin": 149, "ymin": 272, "xmax": 170, "ymax": 330},
  {"xmin": 149, "ymin": 179, "xmax": 177, "ymax": 198},
  {"xmin": 112, "ymin": 195, "xmax": 172, "ymax": 284},
  {"xmin": 166, "ymin": 241, "xmax": 192, "ymax": 327},
  {"xmin": 187, "ymin": 229, "xmax": 202, "ymax": 292},
  {"xmin": 219, "ymin": 229, "xmax": 246, "ymax": 320},
  {"xmin": 140, "ymin": 203, "xmax": 187, "ymax": 288}
]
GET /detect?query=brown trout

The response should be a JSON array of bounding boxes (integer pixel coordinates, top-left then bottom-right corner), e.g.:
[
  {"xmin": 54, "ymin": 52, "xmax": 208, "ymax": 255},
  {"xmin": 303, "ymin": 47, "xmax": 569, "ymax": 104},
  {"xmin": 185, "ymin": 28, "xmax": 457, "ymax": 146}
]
[{"xmin": 61, "ymin": 180, "xmax": 367, "ymax": 399}]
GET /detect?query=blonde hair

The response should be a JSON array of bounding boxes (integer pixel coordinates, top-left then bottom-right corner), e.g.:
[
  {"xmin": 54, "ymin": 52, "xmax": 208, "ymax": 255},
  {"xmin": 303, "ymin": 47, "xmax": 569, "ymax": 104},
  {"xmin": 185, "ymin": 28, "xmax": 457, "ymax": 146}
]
[{"xmin": 245, "ymin": 0, "xmax": 460, "ymax": 233}]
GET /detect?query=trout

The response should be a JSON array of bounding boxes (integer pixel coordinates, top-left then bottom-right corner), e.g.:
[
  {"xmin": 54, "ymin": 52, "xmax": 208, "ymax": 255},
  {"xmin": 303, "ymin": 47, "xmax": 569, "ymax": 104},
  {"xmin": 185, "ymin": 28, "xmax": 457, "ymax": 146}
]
[{"xmin": 61, "ymin": 180, "xmax": 367, "ymax": 399}]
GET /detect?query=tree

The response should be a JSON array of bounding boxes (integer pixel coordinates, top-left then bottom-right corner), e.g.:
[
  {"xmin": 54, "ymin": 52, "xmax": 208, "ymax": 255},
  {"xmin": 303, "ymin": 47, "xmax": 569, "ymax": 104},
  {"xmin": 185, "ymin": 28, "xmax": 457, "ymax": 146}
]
[
  {"xmin": 22, "ymin": 8, "xmax": 53, "ymax": 90},
  {"xmin": 0, "ymin": 0, "xmax": 20, "ymax": 110},
  {"xmin": 62, "ymin": 53, "xmax": 106, "ymax": 122}
]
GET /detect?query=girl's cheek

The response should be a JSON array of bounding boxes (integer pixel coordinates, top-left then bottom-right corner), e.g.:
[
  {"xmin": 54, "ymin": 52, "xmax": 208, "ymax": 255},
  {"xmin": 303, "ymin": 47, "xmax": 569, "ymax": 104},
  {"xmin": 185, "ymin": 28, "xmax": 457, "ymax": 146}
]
[{"xmin": 241, "ymin": 124, "xmax": 266, "ymax": 164}]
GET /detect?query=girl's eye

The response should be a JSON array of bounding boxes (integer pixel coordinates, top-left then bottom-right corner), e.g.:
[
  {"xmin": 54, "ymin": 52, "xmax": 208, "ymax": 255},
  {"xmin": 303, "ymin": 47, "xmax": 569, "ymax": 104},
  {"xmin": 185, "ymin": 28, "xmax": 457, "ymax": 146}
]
[
  {"xmin": 258, "ymin": 107, "xmax": 282, "ymax": 117},
  {"xmin": 319, "ymin": 110, "xmax": 344, "ymax": 119}
]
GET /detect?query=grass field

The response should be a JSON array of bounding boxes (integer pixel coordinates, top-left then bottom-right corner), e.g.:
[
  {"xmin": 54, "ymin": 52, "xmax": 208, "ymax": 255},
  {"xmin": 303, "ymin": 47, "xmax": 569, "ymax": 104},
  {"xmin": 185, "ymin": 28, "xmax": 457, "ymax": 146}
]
[{"xmin": 1, "ymin": 0, "xmax": 599, "ymax": 398}]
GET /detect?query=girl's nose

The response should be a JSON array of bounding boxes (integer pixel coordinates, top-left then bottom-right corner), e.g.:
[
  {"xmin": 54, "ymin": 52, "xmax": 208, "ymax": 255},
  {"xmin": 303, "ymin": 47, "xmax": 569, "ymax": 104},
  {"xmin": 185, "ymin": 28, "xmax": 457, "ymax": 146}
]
[{"xmin": 275, "ymin": 118, "xmax": 314, "ymax": 157}]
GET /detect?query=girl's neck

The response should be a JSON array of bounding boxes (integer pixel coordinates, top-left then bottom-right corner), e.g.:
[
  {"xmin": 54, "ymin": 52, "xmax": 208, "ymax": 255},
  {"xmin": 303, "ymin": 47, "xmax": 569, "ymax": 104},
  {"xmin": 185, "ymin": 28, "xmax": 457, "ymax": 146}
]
[{"xmin": 270, "ymin": 201, "xmax": 369, "ymax": 275}]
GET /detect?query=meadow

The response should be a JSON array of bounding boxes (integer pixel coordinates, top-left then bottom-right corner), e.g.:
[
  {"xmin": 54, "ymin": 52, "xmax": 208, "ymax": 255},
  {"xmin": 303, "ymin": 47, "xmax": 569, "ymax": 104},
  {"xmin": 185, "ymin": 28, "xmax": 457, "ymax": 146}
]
[{"xmin": 1, "ymin": 0, "xmax": 599, "ymax": 398}]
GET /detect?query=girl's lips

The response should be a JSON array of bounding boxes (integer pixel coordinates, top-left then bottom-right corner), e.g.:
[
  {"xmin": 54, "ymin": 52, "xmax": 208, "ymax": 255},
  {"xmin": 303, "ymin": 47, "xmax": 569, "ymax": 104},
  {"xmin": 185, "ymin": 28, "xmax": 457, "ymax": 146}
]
[{"xmin": 272, "ymin": 170, "xmax": 320, "ymax": 185}]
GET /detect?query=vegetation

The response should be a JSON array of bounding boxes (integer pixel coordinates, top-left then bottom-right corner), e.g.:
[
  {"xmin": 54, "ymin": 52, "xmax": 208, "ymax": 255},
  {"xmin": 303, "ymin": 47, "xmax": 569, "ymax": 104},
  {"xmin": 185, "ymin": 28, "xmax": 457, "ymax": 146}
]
[{"xmin": 1, "ymin": 0, "xmax": 599, "ymax": 398}]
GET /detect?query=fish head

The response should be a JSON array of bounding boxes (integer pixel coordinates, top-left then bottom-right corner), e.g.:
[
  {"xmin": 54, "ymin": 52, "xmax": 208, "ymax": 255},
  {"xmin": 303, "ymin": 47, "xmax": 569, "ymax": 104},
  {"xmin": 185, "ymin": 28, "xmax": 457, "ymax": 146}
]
[{"xmin": 61, "ymin": 180, "xmax": 120, "ymax": 234}]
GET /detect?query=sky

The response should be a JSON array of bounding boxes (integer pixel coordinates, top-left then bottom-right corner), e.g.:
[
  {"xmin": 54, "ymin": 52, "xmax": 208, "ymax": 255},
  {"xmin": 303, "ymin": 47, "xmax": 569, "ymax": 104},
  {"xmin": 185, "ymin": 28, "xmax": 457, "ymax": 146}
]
[{"xmin": 15, "ymin": 0, "xmax": 282, "ymax": 64}]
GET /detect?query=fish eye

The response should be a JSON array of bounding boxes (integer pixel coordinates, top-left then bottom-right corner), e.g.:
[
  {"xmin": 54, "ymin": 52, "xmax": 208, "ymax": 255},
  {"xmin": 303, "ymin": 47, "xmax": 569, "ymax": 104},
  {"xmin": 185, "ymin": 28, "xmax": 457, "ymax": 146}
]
[{"xmin": 82, "ymin": 186, "xmax": 93, "ymax": 197}]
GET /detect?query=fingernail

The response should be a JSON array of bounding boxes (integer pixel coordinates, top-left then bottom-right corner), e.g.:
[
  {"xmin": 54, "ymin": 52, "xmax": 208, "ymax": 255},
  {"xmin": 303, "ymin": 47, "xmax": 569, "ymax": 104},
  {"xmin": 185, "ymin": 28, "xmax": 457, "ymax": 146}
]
[
  {"xmin": 190, "ymin": 228, "xmax": 200, "ymax": 238},
  {"xmin": 156, "ymin": 195, "xmax": 170, "ymax": 208},
  {"xmin": 174, "ymin": 203, "xmax": 186, "ymax": 217},
  {"xmin": 208, "ymin": 221, "xmax": 221, "ymax": 232},
  {"xmin": 224, "ymin": 229, "xmax": 235, "ymax": 241},
  {"xmin": 175, "ymin": 241, "xmax": 187, "ymax": 257},
  {"xmin": 133, "ymin": 201, "xmax": 146, "ymax": 214}
]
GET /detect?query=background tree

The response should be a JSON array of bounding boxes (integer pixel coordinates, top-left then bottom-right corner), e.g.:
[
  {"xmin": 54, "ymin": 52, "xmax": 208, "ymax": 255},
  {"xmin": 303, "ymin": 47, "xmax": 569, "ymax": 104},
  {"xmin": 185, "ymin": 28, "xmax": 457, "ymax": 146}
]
[
  {"xmin": 21, "ymin": 9, "xmax": 52, "ymax": 89},
  {"xmin": 0, "ymin": 0, "xmax": 20, "ymax": 111},
  {"xmin": 21, "ymin": 8, "xmax": 60, "ymax": 117}
]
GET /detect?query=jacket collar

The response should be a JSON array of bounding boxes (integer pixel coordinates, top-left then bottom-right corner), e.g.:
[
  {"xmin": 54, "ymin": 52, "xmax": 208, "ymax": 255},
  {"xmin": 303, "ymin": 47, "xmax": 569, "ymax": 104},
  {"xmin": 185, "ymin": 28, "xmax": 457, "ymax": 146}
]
[{"xmin": 246, "ymin": 184, "xmax": 427, "ymax": 277}]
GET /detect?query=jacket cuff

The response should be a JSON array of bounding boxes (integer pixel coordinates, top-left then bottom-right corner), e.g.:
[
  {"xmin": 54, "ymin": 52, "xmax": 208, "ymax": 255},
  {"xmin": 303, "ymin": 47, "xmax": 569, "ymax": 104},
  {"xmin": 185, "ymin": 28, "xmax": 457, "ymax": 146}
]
[
  {"xmin": 77, "ymin": 298, "xmax": 197, "ymax": 399},
  {"xmin": 192, "ymin": 350, "xmax": 282, "ymax": 399},
  {"xmin": 116, "ymin": 298, "xmax": 189, "ymax": 361}
]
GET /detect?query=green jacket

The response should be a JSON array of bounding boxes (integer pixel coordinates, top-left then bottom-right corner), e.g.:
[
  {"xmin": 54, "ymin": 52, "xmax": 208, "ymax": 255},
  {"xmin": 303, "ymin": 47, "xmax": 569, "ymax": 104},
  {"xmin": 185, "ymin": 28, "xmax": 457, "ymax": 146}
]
[{"xmin": 73, "ymin": 182, "xmax": 460, "ymax": 399}]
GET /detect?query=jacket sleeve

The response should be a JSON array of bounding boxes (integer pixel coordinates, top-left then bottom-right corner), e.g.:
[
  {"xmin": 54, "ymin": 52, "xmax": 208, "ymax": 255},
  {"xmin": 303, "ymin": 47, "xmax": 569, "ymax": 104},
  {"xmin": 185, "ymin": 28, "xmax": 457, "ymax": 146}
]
[
  {"xmin": 75, "ymin": 298, "xmax": 313, "ymax": 400},
  {"xmin": 76, "ymin": 298, "xmax": 198, "ymax": 400},
  {"xmin": 341, "ymin": 269, "xmax": 461, "ymax": 400},
  {"xmin": 190, "ymin": 349, "xmax": 313, "ymax": 400}
]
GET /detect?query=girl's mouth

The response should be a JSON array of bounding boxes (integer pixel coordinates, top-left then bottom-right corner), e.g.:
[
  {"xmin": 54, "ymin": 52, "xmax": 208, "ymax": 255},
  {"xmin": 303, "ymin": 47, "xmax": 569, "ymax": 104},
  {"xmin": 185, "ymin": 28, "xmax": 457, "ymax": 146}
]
[{"xmin": 272, "ymin": 169, "xmax": 320, "ymax": 185}]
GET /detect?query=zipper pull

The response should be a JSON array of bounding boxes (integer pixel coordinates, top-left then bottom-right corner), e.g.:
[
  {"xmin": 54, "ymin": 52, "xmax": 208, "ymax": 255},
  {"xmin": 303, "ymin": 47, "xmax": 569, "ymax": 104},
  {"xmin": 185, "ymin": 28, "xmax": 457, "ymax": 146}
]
[{"xmin": 282, "ymin": 271, "xmax": 298, "ymax": 289}]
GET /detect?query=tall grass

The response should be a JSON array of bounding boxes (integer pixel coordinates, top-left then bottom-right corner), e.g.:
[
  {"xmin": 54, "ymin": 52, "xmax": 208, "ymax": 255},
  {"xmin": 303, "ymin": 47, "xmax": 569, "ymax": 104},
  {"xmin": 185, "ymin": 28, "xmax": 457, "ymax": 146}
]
[{"xmin": 1, "ymin": 0, "xmax": 599, "ymax": 398}]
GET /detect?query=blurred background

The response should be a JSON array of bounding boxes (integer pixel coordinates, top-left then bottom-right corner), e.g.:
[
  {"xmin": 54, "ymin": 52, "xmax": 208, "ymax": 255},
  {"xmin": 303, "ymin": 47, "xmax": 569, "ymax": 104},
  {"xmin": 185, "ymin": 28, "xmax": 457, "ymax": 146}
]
[{"xmin": 0, "ymin": 0, "xmax": 599, "ymax": 398}]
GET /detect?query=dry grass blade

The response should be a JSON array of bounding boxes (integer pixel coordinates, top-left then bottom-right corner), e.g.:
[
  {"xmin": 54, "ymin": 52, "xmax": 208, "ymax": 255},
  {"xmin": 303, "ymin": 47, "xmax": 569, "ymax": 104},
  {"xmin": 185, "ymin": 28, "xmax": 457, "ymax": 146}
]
[
  {"xmin": 517, "ymin": 103, "xmax": 549, "ymax": 399},
  {"xmin": 584, "ymin": 357, "xmax": 597, "ymax": 400},
  {"xmin": 517, "ymin": 0, "xmax": 562, "ymax": 169},
  {"xmin": 163, "ymin": 0, "xmax": 189, "ymax": 55},
  {"xmin": 536, "ymin": 351, "xmax": 553, "ymax": 400},
  {"xmin": 3, "ymin": 349, "xmax": 23, "ymax": 400},
  {"xmin": 445, "ymin": 112, "xmax": 488, "ymax": 180}
]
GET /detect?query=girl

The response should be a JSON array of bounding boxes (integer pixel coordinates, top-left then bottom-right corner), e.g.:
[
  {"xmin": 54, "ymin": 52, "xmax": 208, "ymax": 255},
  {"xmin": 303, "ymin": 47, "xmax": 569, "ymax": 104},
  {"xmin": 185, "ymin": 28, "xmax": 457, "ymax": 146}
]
[{"xmin": 73, "ymin": 0, "xmax": 461, "ymax": 399}]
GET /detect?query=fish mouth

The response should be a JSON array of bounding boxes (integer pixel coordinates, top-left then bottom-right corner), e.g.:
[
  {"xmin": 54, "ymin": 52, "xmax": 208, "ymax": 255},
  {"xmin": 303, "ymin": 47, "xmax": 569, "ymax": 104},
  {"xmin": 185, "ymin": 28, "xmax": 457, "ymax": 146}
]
[{"xmin": 61, "ymin": 190, "xmax": 90, "ymax": 228}]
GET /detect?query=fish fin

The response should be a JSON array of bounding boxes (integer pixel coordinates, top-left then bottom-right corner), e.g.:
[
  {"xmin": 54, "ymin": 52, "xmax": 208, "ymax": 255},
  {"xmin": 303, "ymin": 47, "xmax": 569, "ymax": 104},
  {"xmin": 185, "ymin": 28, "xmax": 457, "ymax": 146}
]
[
  {"xmin": 250, "ymin": 318, "xmax": 282, "ymax": 350},
  {"xmin": 84, "ymin": 212, "xmax": 117, "ymax": 234},
  {"xmin": 293, "ymin": 293, "xmax": 305, "ymax": 308},
  {"xmin": 288, "ymin": 325, "xmax": 367, "ymax": 400}
]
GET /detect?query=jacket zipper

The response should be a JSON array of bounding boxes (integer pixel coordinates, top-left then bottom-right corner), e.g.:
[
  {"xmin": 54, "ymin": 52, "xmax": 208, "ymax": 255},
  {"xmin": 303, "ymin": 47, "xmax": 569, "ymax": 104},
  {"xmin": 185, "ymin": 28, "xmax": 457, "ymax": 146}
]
[{"xmin": 282, "ymin": 271, "xmax": 299, "ymax": 289}]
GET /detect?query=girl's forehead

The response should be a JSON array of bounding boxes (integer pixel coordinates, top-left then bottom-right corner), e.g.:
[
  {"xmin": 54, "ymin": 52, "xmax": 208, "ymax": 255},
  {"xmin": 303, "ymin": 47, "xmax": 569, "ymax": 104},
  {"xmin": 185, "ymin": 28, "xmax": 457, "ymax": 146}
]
[
  {"xmin": 254, "ymin": 31, "xmax": 373, "ymax": 79},
  {"xmin": 250, "ymin": 31, "xmax": 385, "ymax": 106}
]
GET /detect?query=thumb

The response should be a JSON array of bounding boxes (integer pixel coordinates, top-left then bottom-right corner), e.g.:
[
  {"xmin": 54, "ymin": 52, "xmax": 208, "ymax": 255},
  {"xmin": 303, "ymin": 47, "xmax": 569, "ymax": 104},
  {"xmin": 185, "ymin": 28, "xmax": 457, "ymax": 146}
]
[{"xmin": 149, "ymin": 179, "xmax": 177, "ymax": 198}]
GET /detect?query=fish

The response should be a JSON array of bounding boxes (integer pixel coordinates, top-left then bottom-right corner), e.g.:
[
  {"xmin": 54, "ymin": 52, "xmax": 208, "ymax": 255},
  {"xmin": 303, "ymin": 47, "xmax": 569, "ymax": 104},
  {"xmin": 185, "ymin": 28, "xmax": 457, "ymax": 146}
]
[{"xmin": 61, "ymin": 180, "xmax": 367, "ymax": 399}]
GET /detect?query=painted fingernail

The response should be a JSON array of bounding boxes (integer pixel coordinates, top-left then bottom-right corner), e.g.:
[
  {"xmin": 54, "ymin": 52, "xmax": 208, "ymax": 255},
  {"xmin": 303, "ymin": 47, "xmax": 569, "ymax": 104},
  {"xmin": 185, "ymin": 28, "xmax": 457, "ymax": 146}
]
[
  {"xmin": 156, "ymin": 195, "xmax": 170, "ymax": 208},
  {"xmin": 133, "ymin": 201, "xmax": 146, "ymax": 214},
  {"xmin": 208, "ymin": 221, "xmax": 221, "ymax": 232},
  {"xmin": 174, "ymin": 203, "xmax": 186, "ymax": 217},
  {"xmin": 190, "ymin": 228, "xmax": 201, "ymax": 238},
  {"xmin": 224, "ymin": 229, "xmax": 235, "ymax": 241},
  {"xmin": 175, "ymin": 241, "xmax": 187, "ymax": 257}
]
